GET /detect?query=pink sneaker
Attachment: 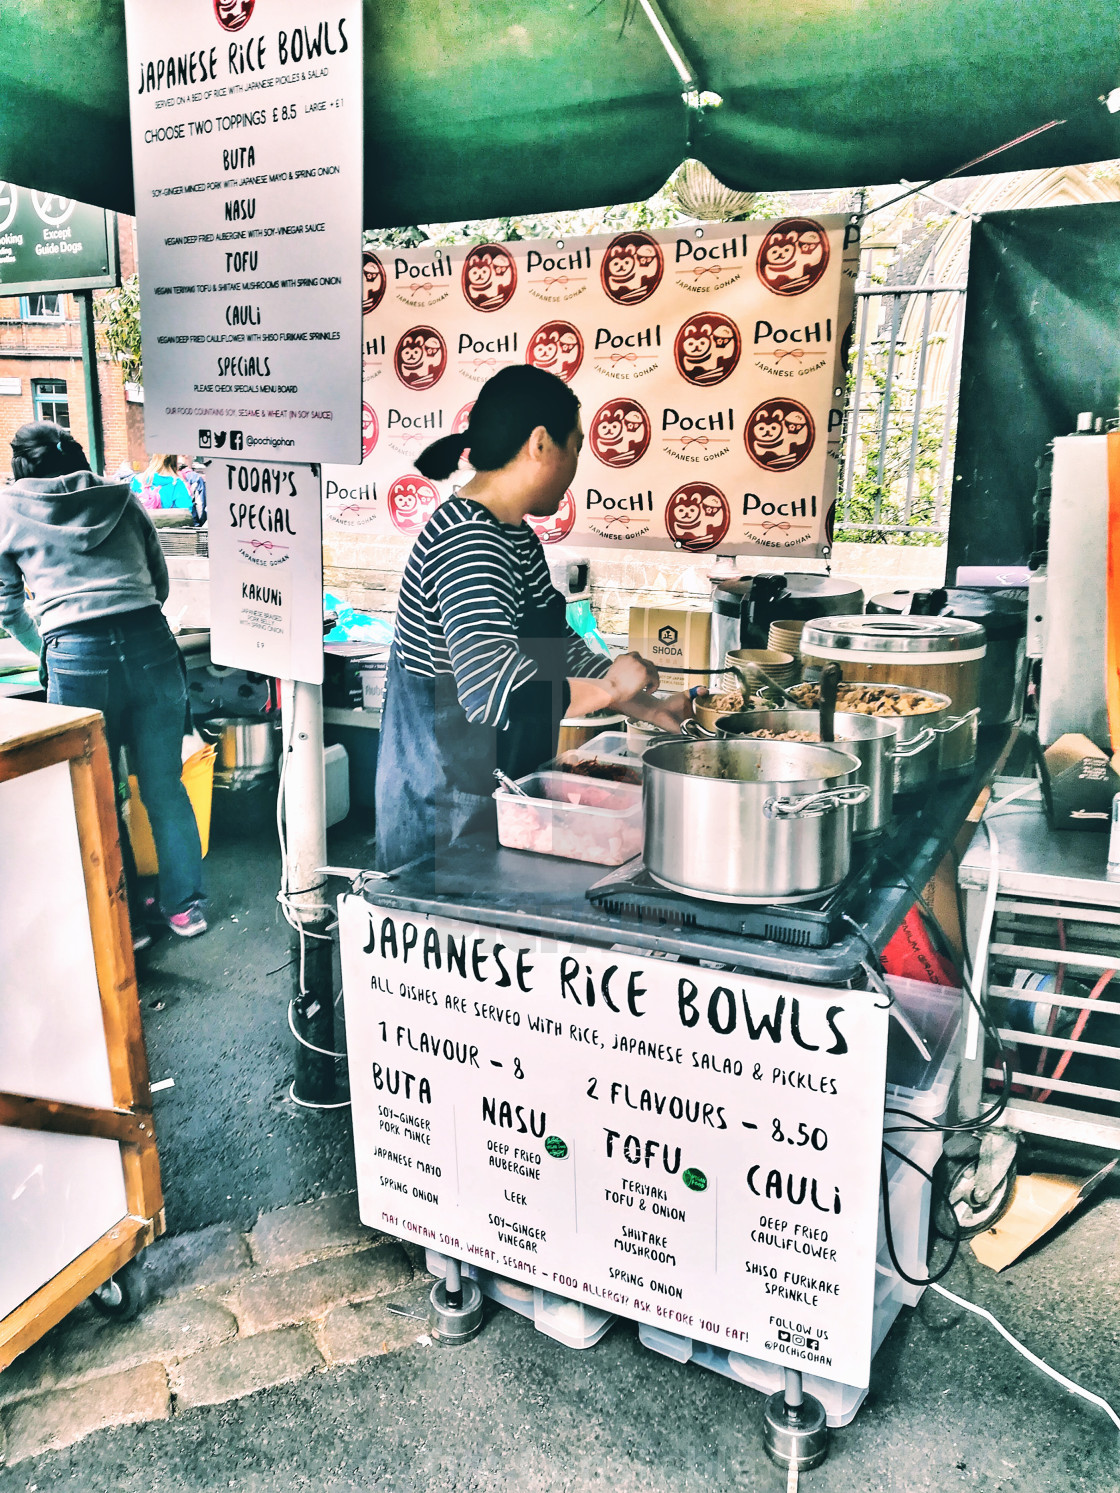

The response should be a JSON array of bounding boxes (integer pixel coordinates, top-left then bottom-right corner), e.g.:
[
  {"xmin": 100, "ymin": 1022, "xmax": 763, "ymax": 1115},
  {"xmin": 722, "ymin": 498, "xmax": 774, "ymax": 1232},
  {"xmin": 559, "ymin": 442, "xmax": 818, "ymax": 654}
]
[{"xmin": 167, "ymin": 902, "xmax": 208, "ymax": 938}]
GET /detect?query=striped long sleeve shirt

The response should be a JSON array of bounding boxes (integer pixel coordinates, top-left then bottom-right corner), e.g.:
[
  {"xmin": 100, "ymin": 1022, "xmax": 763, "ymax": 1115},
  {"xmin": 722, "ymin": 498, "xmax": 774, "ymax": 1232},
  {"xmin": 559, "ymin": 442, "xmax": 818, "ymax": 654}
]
[{"xmin": 392, "ymin": 497, "xmax": 612, "ymax": 729}]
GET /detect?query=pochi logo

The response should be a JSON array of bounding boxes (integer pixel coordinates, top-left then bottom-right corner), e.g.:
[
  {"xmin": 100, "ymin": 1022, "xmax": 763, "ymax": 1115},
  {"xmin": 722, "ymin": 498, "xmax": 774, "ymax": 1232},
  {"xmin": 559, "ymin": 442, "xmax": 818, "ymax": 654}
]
[
  {"xmin": 526, "ymin": 490, "xmax": 576, "ymax": 545},
  {"xmin": 665, "ymin": 482, "xmax": 730, "ymax": 552},
  {"xmin": 590, "ymin": 399, "xmax": 651, "ymax": 469},
  {"xmin": 361, "ymin": 403, "xmax": 378, "ymax": 461},
  {"xmin": 756, "ymin": 219, "xmax": 830, "ymax": 297},
  {"xmin": 601, "ymin": 232, "xmax": 664, "ymax": 306},
  {"xmin": 525, "ymin": 322, "xmax": 583, "ymax": 383},
  {"xmin": 394, "ymin": 327, "xmax": 446, "ymax": 391},
  {"xmin": 745, "ymin": 399, "xmax": 815, "ymax": 471},
  {"xmin": 386, "ymin": 475, "xmax": 440, "ymax": 535},
  {"xmin": 674, "ymin": 313, "xmax": 741, "ymax": 387},
  {"xmin": 462, "ymin": 244, "xmax": 517, "ymax": 313},
  {"xmin": 362, "ymin": 252, "xmax": 386, "ymax": 316},
  {"xmin": 214, "ymin": 0, "xmax": 253, "ymax": 31}
]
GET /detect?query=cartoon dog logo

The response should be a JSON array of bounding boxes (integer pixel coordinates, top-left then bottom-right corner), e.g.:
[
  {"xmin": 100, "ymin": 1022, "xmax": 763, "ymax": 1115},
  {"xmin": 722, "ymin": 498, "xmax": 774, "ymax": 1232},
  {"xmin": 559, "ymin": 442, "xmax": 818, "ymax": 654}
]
[
  {"xmin": 362, "ymin": 251, "xmax": 386, "ymax": 315},
  {"xmin": 394, "ymin": 327, "xmax": 447, "ymax": 390},
  {"xmin": 745, "ymin": 399, "xmax": 816, "ymax": 471},
  {"xmin": 452, "ymin": 402, "xmax": 474, "ymax": 436},
  {"xmin": 525, "ymin": 322, "xmax": 584, "ymax": 383},
  {"xmin": 462, "ymin": 244, "xmax": 518, "ymax": 312},
  {"xmin": 756, "ymin": 219, "xmax": 830, "ymax": 297},
  {"xmin": 386, "ymin": 475, "xmax": 440, "ymax": 535},
  {"xmin": 601, "ymin": 232, "xmax": 664, "ymax": 306},
  {"xmin": 361, "ymin": 403, "xmax": 378, "ymax": 461},
  {"xmin": 590, "ymin": 399, "xmax": 651, "ymax": 469},
  {"xmin": 664, "ymin": 482, "xmax": 730, "ymax": 552},
  {"xmin": 214, "ymin": 0, "xmax": 254, "ymax": 30},
  {"xmin": 525, "ymin": 489, "xmax": 577, "ymax": 545},
  {"xmin": 674, "ymin": 314, "xmax": 741, "ymax": 387}
]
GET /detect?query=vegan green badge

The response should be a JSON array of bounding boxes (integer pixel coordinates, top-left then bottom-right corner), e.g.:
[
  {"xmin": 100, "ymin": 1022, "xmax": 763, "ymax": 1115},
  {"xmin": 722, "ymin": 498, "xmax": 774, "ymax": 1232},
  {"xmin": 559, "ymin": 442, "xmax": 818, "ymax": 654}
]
[
  {"xmin": 544, "ymin": 1135, "xmax": 568, "ymax": 1159},
  {"xmin": 682, "ymin": 1167, "xmax": 708, "ymax": 1193}
]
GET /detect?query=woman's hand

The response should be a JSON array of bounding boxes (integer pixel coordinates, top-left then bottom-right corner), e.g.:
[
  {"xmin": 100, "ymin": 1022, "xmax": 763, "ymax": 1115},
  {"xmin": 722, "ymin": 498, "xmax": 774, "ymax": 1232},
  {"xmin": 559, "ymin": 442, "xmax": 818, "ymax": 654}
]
[
  {"xmin": 621, "ymin": 688, "xmax": 703, "ymax": 732},
  {"xmin": 602, "ymin": 651, "xmax": 659, "ymax": 705}
]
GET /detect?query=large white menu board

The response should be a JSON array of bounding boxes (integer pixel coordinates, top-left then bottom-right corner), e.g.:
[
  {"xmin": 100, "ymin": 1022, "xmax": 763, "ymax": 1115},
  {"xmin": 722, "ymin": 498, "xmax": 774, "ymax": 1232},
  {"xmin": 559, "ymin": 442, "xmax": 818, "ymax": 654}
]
[
  {"xmin": 207, "ymin": 458, "xmax": 323, "ymax": 682},
  {"xmin": 341, "ymin": 899, "xmax": 889, "ymax": 1388},
  {"xmin": 123, "ymin": 0, "xmax": 363, "ymax": 464}
]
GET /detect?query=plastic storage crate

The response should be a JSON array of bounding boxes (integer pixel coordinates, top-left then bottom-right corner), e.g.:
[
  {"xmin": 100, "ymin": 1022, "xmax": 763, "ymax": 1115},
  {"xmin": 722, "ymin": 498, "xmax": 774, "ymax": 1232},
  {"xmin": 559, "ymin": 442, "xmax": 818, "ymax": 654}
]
[
  {"xmin": 425, "ymin": 1251, "xmax": 617, "ymax": 1350},
  {"xmin": 494, "ymin": 771, "xmax": 642, "ymax": 866}
]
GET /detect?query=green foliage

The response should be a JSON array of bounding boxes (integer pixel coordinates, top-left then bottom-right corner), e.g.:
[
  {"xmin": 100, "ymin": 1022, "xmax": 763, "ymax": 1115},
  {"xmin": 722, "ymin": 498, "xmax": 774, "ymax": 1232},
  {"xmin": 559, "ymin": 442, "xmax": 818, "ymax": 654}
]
[{"xmin": 95, "ymin": 274, "xmax": 142, "ymax": 386}]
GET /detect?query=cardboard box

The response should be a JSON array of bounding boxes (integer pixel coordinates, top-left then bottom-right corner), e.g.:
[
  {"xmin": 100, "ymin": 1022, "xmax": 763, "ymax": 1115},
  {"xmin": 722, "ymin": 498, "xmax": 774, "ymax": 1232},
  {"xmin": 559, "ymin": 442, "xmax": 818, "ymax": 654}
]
[
  {"xmin": 324, "ymin": 643, "xmax": 389, "ymax": 710},
  {"xmin": 628, "ymin": 602, "xmax": 711, "ymax": 690},
  {"xmin": 1037, "ymin": 732, "xmax": 1120, "ymax": 832}
]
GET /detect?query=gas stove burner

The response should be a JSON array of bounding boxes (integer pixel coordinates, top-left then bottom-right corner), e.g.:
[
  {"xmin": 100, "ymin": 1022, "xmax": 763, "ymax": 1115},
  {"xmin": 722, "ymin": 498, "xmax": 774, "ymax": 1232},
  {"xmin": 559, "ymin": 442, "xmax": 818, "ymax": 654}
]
[{"xmin": 586, "ymin": 851, "xmax": 878, "ymax": 949}]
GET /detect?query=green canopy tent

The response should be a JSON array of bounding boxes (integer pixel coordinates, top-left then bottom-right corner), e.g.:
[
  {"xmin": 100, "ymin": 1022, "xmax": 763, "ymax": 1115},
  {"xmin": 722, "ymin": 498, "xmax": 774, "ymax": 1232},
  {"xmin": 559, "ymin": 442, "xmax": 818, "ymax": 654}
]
[{"xmin": 1, "ymin": 0, "xmax": 1117, "ymax": 224}]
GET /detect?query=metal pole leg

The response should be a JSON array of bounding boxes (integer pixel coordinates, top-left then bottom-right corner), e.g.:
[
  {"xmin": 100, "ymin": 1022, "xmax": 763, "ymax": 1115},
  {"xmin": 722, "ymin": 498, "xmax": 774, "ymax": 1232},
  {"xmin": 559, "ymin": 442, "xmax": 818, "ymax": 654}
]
[
  {"xmin": 763, "ymin": 1367, "xmax": 829, "ymax": 1472},
  {"xmin": 429, "ymin": 1257, "xmax": 483, "ymax": 1345}
]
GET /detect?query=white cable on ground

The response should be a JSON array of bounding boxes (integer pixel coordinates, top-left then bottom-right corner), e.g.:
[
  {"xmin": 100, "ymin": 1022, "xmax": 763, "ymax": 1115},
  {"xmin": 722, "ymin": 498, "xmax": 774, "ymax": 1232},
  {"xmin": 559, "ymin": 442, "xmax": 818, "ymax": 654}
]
[
  {"xmin": 286, "ymin": 1079, "xmax": 351, "ymax": 1111},
  {"xmin": 930, "ymin": 1282, "xmax": 1120, "ymax": 1434}
]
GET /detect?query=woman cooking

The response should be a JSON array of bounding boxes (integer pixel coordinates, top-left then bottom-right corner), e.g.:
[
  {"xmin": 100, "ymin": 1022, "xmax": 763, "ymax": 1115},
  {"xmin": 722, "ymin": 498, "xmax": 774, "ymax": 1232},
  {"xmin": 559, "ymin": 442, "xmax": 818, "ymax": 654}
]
[{"xmin": 375, "ymin": 365, "xmax": 696, "ymax": 872}]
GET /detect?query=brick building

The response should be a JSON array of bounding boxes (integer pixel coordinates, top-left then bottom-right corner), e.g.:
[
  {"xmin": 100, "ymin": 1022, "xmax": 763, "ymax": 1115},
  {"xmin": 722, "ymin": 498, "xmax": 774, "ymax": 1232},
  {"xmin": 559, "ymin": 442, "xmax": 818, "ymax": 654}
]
[{"xmin": 0, "ymin": 215, "xmax": 145, "ymax": 479}]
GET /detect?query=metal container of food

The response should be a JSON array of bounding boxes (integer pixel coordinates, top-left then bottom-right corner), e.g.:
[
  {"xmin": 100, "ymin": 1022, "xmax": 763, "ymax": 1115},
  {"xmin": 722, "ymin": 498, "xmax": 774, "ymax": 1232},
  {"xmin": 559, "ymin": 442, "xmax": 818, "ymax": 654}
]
[
  {"xmin": 800, "ymin": 615, "xmax": 985, "ymax": 774},
  {"xmin": 642, "ymin": 738, "xmax": 868, "ymax": 903},
  {"xmin": 199, "ymin": 715, "xmax": 280, "ymax": 786},
  {"xmin": 708, "ymin": 708, "xmax": 896, "ymax": 839}
]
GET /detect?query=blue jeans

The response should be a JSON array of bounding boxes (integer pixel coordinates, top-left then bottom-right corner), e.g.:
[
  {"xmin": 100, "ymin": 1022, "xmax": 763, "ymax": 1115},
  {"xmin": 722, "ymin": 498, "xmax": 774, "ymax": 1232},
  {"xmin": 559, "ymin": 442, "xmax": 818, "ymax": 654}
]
[{"xmin": 45, "ymin": 609, "xmax": 204, "ymax": 915}]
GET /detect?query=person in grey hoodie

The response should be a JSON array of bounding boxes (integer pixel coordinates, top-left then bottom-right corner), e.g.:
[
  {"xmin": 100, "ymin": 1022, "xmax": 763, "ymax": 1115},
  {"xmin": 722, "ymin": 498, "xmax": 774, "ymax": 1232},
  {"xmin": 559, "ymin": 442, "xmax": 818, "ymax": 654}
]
[{"xmin": 0, "ymin": 421, "xmax": 206, "ymax": 941}]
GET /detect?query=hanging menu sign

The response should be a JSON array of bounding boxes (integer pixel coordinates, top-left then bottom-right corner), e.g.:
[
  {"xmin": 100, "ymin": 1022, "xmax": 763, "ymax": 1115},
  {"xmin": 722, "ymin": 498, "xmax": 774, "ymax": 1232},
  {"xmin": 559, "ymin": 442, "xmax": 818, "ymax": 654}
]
[
  {"xmin": 340, "ymin": 899, "xmax": 889, "ymax": 1388},
  {"xmin": 123, "ymin": 0, "xmax": 363, "ymax": 464},
  {"xmin": 207, "ymin": 459, "xmax": 323, "ymax": 682}
]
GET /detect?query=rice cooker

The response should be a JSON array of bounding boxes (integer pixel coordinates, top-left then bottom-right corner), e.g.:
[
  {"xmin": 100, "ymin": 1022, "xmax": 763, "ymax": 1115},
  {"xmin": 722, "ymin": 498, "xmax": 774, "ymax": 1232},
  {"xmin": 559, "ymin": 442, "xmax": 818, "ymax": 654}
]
[{"xmin": 709, "ymin": 573, "xmax": 864, "ymax": 668}]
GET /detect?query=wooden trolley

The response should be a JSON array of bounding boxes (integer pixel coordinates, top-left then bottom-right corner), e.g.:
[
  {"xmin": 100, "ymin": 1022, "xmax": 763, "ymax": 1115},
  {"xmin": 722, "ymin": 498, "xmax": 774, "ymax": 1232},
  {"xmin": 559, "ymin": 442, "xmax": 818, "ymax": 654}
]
[{"xmin": 0, "ymin": 700, "xmax": 164, "ymax": 1372}]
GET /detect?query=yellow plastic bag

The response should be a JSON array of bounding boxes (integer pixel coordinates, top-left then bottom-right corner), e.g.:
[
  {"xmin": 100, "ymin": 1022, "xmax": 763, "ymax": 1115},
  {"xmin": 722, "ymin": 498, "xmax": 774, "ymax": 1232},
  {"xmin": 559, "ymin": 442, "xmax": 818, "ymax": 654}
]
[{"xmin": 126, "ymin": 745, "xmax": 215, "ymax": 876}]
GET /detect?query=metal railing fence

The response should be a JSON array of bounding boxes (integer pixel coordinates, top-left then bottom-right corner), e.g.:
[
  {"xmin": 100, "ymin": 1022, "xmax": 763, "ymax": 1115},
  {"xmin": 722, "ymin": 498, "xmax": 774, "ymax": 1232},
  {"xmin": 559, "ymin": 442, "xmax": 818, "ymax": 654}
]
[{"xmin": 836, "ymin": 284, "xmax": 968, "ymax": 542}]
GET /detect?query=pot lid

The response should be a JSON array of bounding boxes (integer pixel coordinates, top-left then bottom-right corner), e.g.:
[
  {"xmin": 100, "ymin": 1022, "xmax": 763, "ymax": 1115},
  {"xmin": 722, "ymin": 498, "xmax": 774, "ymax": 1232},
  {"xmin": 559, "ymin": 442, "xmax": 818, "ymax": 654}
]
[
  {"xmin": 867, "ymin": 587, "xmax": 1027, "ymax": 639},
  {"xmin": 713, "ymin": 574, "xmax": 864, "ymax": 604},
  {"xmin": 801, "ymin": 614, "xmax": 987, "ymax": 654}
]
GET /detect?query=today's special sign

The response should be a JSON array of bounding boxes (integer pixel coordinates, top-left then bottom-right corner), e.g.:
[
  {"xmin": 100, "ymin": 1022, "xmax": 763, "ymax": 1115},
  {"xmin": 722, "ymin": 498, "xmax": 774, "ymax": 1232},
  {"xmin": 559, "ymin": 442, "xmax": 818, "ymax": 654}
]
[
  {"xmin": 123, "ymin": 0, "xmax": 363, "ymax": 464},
  {"xmin": 341, "ymin": 898, "xmax": 889, "ymax": 1387},
  {"xmin": 322, "ymin": 216, "xmax": 858, "ymax": 557}
]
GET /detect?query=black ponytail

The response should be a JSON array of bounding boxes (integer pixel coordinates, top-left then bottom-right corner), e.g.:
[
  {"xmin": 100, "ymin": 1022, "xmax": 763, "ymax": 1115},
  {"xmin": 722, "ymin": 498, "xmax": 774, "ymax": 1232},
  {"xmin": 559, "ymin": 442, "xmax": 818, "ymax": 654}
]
[
  {"xmin": 415, "ymin": 365, "xmax": 579, "ymax": 482},
  {"xmin": 11, "ymin": 422, "xmax": 90, "ymax": 480}
]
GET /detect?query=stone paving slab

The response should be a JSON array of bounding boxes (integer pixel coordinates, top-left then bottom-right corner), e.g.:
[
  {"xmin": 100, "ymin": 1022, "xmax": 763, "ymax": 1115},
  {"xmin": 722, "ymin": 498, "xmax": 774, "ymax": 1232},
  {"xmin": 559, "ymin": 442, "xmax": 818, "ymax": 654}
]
[
  {"xmin": 1, "ymin": 1362, "xmax": 170, "ymax": 1466},
  {"xmin": 248, "ymin": 1193, "xmax": 381, "ymax": 1270},
  {"xmin": 317, "ymin": 1282, "xmax": 435, "ymax": 1366},
  {"xmin": 169, "ymin": 1327, "xmax": 323, "ymax": 1411},
  {"xmin": 230, "ymin": 1243, "xmax": 413, "ymax": 1335}
]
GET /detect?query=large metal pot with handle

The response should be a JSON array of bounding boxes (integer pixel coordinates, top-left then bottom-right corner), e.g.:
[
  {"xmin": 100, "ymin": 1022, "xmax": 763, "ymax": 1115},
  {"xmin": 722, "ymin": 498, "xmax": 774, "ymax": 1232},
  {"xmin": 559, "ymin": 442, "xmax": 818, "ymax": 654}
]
[
  {"xmin": 642, "ymin": 737, "xmax": 869, "ymax": 903},
  {"xmin": 199, "ymin": 715, "xmax": 281, "ymax": 786},
  {"xmin": 702, "ymin": 708, "xmax": 895, "ymax": 839}
]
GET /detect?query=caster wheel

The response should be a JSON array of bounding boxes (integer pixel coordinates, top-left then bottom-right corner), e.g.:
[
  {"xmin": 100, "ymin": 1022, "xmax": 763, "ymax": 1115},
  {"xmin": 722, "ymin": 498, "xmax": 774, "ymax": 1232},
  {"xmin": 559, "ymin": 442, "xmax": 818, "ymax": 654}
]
[{"xmin": 90, "ymin": 1257, "xmax": 151, "ymax": 1321}]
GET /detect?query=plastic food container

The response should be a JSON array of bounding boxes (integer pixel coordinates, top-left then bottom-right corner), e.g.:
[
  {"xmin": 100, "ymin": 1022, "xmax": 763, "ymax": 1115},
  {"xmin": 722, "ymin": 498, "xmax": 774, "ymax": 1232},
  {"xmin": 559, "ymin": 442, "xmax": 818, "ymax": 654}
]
[{"xmin": 494, "ymin": 771, "xmax": 642, "ymax": 865}]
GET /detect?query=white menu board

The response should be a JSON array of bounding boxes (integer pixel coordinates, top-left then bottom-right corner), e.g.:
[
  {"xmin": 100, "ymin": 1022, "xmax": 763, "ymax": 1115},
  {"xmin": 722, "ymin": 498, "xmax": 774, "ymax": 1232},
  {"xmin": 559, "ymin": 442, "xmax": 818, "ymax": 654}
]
[
  {"xmin": 207, "ymin": 458, "xmax": 323, "ymax": 682},
  {"xmin": 124, "ymin": 0, "xmax": 363, "ymax": 464},
  {"xmin": 341, "ymin": 899, "xmax": 889, "ymax": 1388}
]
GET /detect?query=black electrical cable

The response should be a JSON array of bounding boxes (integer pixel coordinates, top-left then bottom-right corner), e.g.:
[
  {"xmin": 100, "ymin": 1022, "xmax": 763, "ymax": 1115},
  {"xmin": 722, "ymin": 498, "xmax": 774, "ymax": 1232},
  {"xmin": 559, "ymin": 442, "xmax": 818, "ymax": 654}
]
[{"xmin": 880, "ymin": 1150, "xmax": 961, "ymax": 1287}]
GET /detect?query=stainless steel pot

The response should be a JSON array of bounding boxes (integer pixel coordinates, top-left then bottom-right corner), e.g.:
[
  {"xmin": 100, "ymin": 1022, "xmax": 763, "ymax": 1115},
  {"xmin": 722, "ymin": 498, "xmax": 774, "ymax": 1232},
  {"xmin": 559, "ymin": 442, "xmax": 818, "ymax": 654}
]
[
  {"xmin": 199, "ymin": 715, "xmax": 280, "ymax": 785},
  {"xmin": 642, "ymin": 738, "xmax": 868, "ymax": 904},
  {"xmin": 705, "ymin": 708, "xmax": 895, "ymax": 839}
]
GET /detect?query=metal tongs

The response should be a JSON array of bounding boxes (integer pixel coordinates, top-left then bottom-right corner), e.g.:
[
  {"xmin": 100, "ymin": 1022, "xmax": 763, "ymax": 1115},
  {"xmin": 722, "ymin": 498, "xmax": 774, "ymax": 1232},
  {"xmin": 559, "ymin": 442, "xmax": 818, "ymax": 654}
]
[{"xmin": 493, "ymin": 768, "xmax": 531, "ymax": 797}]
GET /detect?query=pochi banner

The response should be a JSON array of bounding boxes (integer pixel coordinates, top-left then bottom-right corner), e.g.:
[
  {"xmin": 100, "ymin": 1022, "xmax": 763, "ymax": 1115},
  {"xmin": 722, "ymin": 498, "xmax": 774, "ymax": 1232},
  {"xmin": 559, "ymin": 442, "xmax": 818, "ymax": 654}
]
[{"xmin": 321, "ymin": 215, "xmax": 858, "ymax": 556}]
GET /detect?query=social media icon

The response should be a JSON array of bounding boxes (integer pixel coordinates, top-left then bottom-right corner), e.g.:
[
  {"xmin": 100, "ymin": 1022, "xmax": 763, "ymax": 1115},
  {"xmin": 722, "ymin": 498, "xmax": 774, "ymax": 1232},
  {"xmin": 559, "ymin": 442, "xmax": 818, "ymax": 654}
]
[
  {"xmin": 198, "ymin": 429, "xmax": 213, "ymax": 449},
  {"xmin": 778, "ymin": 1330, "xmax": 791, "ymax": 1343},
  {"xmin": 230, "ymin": 430, "xmax": 244, "ymax": 451},
  {"xmin": 213, "ymin": 432, "xmax": 228, "ymax": 449}
]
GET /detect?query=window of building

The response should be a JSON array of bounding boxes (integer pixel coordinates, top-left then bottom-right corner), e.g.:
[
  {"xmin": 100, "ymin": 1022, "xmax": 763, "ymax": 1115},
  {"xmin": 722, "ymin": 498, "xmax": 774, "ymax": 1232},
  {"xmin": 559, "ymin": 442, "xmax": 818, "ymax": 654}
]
[
  {"xmin": 19, "ymin": 294, "xmax": 66, "ymax": 322},
  {"xmin": 32, "ymin": 378, "xmax": 70, "ymax": 428}
]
